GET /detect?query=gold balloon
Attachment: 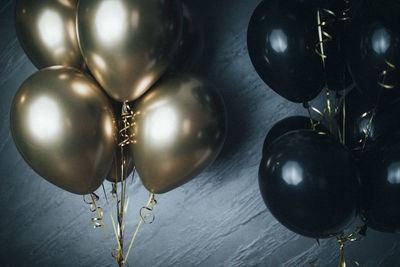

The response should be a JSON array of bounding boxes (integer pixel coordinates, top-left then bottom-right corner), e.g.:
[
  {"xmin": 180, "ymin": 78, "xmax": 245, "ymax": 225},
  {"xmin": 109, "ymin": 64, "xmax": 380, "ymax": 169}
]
[
  {"xmin": 10, "ymin": 67, "xmax": 116, "ymax": 195},
  {"xmin": 130, "ymin": 73, "xmax": 227, "ymax": 194},
  {"xmin": 77, "ymin": 0, "xmax": 183, "ymax": 102},
  {"xmin": 15, "ymin": 0, "xmax": 85, "ymax": 70}
]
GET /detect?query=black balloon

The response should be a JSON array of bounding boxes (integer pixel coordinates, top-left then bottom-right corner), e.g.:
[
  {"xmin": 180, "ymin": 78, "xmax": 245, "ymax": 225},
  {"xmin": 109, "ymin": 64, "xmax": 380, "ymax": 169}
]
[
  {"xmin": 247, "ymin": 0, "xmax": 347, "ymax": 102},
  {"xmin": 262, "ymin": 116, "xmax": 328, "ymax": 156},
  {"xmin": 259, "ymin": 130, "xmax": 360, "ymax": 238},
  {"xmin": 346, "ymin": 0, "xmax": 400, "ymax": 104},
  {"xmin": 340, "ymin": 89, "xmax": 400, "ymax": 154},
  {"xmin": 338, "ymin": 89, "xmax": 376, "ymax": 152},
  {"xmin": 360, "ymin": 134, "xmax": 400, "ymax": 233}
]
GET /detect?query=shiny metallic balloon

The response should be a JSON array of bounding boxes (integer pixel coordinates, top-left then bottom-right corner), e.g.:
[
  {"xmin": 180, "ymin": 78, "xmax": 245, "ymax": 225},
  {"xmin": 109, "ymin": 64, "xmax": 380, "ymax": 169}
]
[
  {"xmin": 131, "ymin": 73, "xmax": 227, "ymax": 194},
  {"xmin": 77, "ymin": 0, "xmax": 183, "ymax": 102},
  {"xmin": 10, "ymin": 66, "xmax": 116, "ymax": 195},
  {"xmin": 15, "ymin": 0, "xmax": 85, "ymax": 70},
  {"xmin": 169, "ymin": 4, "xmax": 204, "ymax": 72}
]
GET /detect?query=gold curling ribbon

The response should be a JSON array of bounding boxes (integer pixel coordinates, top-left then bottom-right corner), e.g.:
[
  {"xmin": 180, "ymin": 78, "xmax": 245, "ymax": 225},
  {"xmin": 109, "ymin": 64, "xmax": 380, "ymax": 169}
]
[
  {"xmin": 337, "ymin": 0, "xmax": 351, "ymax": 22},
  {"xmin": 353, "ymin": 59, "xmax": 396, "ymax": 152},
  {"xmin": 309, "ymin": 239, "xmax": 321, "ymax": 267},
  {"xmin": 316, "ymin": 9, "xmax": 337, "ymax": 133},
  {"xmin": 377, "ymin": 59, "xmax": 396, "ymax": 89},
  {"xmin": 316, "ymin": 9, "xmax": 336, "ymax": 66},
  {"xmin": 83, "ymin": 193, "xmax": 109, "ymax": 238},
  {"xmin": 102, "ymin": 184, "xmax": 122, "ymax": 256},
  {"xmin": 119, "ymin": 101, "xmax": 140, "ymax": 147},
  {"xmin": 336, "ymin": 227, "xmax": 364, "ymax": 267},
  {"xmin": 304, "ymin": 102, "xmax": 325, "ymax": 131},
  {"xmin": 123, "ymin": 193, "xmax": 157, "ymax": 265}
]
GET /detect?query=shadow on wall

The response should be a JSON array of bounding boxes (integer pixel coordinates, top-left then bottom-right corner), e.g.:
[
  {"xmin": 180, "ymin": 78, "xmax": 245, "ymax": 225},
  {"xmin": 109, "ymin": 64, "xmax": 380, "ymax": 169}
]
[{"xmin": 183, "ymin": 0, "xmax": 260, "ymax": 172}]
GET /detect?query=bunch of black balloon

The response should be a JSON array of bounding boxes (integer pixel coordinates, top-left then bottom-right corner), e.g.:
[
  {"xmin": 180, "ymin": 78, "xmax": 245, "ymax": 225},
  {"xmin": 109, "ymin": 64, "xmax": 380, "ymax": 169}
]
[
  {"xmin": 343, "ymin": 0, "xmax": 400, "ymax": 234},
  {"xmin": 250, "ymin": 0, "xmax": 400, "ymax": 257}
]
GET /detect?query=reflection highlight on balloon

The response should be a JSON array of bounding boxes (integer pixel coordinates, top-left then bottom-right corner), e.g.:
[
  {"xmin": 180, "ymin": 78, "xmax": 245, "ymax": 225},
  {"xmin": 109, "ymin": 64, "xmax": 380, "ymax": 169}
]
[
  {"xmin": 146, "ymin": 107, "xmax": 178, "ymax": 145},
  {"xmin": 95, "ymin": 1, "xmax": 127, "ymax": 45},
  {"xmin": 387, "ymin": 162, "xmax": 400, "ymax": 184},
  {"xmin": 38, "ymin": 10, "xmax": 64, "ymax": 48},
  {"xmin": 269, "ymin": 29, "xmax": 288, "ymax": 53},
  {"xmin": 372, "ymin": 28, "xmax": 390, "ymax": 54},
  {"xmin": 28, "ymin": 96, "xmax": 62, "ymax": 141},
  {"xmin": 282, "ymin": 161, "xmax": 303, "ymax": 186}
]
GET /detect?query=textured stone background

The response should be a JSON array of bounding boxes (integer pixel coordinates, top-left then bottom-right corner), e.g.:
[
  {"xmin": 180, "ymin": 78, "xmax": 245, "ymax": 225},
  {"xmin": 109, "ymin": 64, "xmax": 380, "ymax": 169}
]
[{"xmin": 1, "ymin": 0, "xmax": 400, "ymax": 266}]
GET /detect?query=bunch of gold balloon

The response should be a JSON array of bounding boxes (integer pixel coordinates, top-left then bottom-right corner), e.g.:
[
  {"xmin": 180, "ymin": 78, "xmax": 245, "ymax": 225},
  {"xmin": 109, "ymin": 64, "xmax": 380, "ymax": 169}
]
[{"xmin": 11, "ymin": 0, "xmax": 226, "ymax": 265}]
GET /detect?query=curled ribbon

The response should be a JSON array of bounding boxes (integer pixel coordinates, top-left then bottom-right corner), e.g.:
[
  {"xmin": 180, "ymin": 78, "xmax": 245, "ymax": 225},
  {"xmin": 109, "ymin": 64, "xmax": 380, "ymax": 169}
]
[
  {"xmin": 353, "ymin": 59, "xmax": 396, "ymax": 152},
  {"xmin": 337, "ymin": 0, "xmax": 351, "ymax": 22},
  {"xmin": 377, "ymin": 59, "xmax": 397, "ymax": 89},
  {"xmin": 140, "ymin": 193, "xmax": 157, "ymax": 224},
  {"xmin": 315, "ymin": 9, "xmax": 336, "ymax": 65},
  {"xmin": 124, "ymin": 193, "xmax": 157, "ymax": 265},
  {"xmin": 303, "ymin": 102, "xmax": 323, "ymax": 130},
  {"xmin": 336, "ymin": 226, "xmax": 365, "ymax": 267},
  {"xmin": 316, "ymin": 8, "xmax": 337, "ymax": 133},
  {"xmin": 119, "ymin": 101, "xmax": 140, "ymax": 147},
  {"xmin": 83, "ymin": 193, "xmax": 109, "ymax": 238},
  {"xmin": 309, "ymin": 239, "xmax": 321, "ymax": 267}
]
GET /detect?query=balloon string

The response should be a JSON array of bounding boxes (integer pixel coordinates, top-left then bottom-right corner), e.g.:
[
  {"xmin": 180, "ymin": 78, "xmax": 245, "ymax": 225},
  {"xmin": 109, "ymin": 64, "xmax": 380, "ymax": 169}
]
[
  {"xmin": 304, "ymin": 102, "xmax": 322, "ymax": 130},
  {"xmin": 83, "ymin": 193, "xmax": 109, "ymax": 238},
  {"xmin": 306, "ymin": 106, "xmax": 317, "ymax": 130},
  {"xmin": 316, "ymin": 9, "xmax": 336, "ymax": 133},
  {"xmin": 336, "ymin": 226, "xmax": 364, "ymax": 267},
  {"xmin": 342, "ymin": 88, "xmax": 346, "ymax": 145},
  {"xmin": 338, "ymin": 88, "xmax": 347, "ymax": 145},
  {"xmin": 102, "ymin": 184, "xmax": 122, "ymax": 254},
  {"xmin": 124, "ymin": 193, "xmax": 157, "ymax": 265},
  {"xmin": 309, "ymin": 239, "xmax": 321, "ymax": 267}
]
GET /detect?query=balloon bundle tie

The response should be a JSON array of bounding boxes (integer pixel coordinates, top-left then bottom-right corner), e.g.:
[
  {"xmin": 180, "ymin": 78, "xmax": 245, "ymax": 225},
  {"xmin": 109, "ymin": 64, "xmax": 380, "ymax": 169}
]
[
  {"xmin": 123, "ymin": 193, "xmax": 157, "ymax": 265},
  {"xmin": 119, "ymin": 101, "xmax": 140, "ymax": 147},
  {"xmin": 316, "ymin": 8, "xmax": 336, "ymax": 133},
  {"xmin": 336, "ymin": 226, "xmax": 365, "ymax": 267},
  {"xmin": 83, "ymin": 193, "xmax": 109, "ymax": 238},
  {"xmin": 309, "ymin": 239, "xmax": 321, "ymax": 267},
  {"xmin": 377, "ymin": 59, "xmax": 396, "ymax": 89}
]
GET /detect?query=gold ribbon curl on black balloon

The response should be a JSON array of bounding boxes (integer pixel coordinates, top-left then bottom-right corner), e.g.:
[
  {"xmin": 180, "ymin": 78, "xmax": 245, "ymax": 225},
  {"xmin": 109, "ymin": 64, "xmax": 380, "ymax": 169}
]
[
  {"xmin": 314, "ymin": 8, "xmax": 337, "ymax": 133},
  {"xmin": 353, "ymin": 59, "xmax": 397, "ymax": 152}
]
